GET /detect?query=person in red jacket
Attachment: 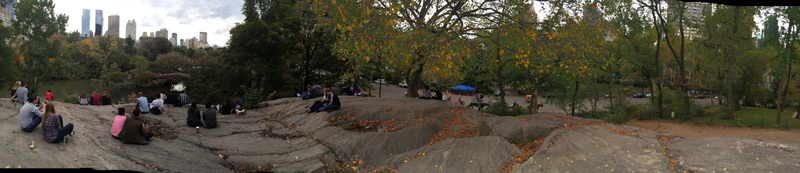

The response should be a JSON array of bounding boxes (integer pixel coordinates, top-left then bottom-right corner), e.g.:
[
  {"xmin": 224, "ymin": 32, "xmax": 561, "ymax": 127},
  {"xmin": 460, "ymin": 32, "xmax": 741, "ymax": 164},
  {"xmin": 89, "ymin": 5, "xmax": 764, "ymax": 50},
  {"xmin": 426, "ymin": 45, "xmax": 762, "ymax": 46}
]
[
  {"xmin": 45, "ymin": 90, "xmax": 54, "ymax": 101},
  {"xmin": 91, "ymin": 90, "xmax": 101, "ymax": 106}
]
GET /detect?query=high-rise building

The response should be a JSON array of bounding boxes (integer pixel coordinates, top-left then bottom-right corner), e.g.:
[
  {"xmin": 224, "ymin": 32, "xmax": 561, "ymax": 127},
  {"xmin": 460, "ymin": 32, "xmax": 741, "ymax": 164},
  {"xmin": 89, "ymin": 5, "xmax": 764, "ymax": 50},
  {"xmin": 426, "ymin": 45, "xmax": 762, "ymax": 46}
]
[
  {"xmin": 170, "ymin": 33, "xmax": 177, "ymax": 45},
  {"xmin": 186, "ymin": 37, "xmax": 199, "ymax": 49},
  {"xmin": 1, "ymin": 0, "xmax": 16, "ymax": 27},
  {"xmin": 80, "ymin": 9, "xmax": 90, "ymax": 37},
  {"xmin": 107, "ymin": 15, "xmax": 120, "ymax": 37},
  {"xmin": 126, "ymin": 20, "xmax": 136, "ymax": 40},
  {"xmin": 199, "ymin": 32, "xmax": 208, "ymax": 44},
  {"xmin": 95, "ymin": 9, "xmax": 103, "ymax": 36},
  {"xmin": 149, "ymin": 32, "xmax": 154, "ymax": 37},
  {"xmin": 180, "ymin": 39, "xmax": 184, "ymax": 46},
  {"xmin": 668, "ymin": 1, "xmax": 710, "ymax": 40},
  {"xmin": 155, "ymin": 28, "xmax": 168, "ymax": 38},
  {"xmin": 142, "ymin": 32, "xmax": 147, "ymax": 38}
]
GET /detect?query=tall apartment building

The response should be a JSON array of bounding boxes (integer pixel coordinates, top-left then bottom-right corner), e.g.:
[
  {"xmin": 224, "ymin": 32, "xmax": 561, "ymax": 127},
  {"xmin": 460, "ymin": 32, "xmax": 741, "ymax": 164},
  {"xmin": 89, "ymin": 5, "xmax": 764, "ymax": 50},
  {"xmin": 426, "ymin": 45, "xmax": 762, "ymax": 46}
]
[
  {"xmin": 107, "ymin": 15, "xmax": 120, "ymax": 37},
  {"xmin": 668, "ymin": 1, "xmax": 710, "ymax": 40},
  {"xmin": 155, "ymin": 28, "xmax": 168, "ymax": 38},
  {"xmin": 81, "ymin": 9, "xmax": 90, "ymax": 37},
  {"xmin": 95, "ymin": 9, "xmax": 103, "ymax": 36},
  {"xmin": 179, "ymin": 39, "xmax": 184, "ymax": 46},
  {"xmin": 0, "ymin": 0, "xmax": 15, "ymax": 27},
  {"xmin": 186, "ymin": 37, "xmax": 199, "ymax": 49},
  {"xmin": 170, "ymin": 33, "xmax": 177, "ymax": 45},
  {"xmin": 199, "ymin": 32, "xmax": 207, "ymax": 44},
  {"xmin": 149, "ymin": 32, "xmax": 154, "ymax": 38},
  {"xmin": 126, "ymin": 19, "xmax": 136, "ymax": 40}
]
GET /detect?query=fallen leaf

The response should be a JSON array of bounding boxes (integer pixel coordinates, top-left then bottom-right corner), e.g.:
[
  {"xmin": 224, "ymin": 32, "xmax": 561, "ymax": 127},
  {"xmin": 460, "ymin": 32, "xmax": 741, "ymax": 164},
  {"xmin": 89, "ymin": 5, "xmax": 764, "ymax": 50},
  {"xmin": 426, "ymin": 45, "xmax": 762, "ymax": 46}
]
[{"xmin": 218, "ymin": 154, "xmax": 224, "ymax": 158}]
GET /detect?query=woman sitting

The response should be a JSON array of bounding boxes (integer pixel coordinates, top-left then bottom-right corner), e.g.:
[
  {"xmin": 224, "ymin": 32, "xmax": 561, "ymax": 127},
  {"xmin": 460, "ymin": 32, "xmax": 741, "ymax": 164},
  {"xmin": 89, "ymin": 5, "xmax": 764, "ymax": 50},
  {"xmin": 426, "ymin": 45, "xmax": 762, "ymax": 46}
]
[
  {"xmin": 42, "ymin": 103, "xmax": 75, "ymax": 143},
  {"xmin": 219, "ymin": 100, "xmax": 232, "ymax": 115},
  {"xmin": 187, "ymin": 103, "xmax": 202, "ymax": 127},
  {"xmin": 79, "ymin": 91, "xmax": 89, "ymax": 105},
  {"xmin": 102, "ymin": 91, "xmax": 112, "ymax": 105},
  {"xmin": 119, "ymin": 110, "xmax": 153, "ymax": 145},
  {"xmin": 111, "ymin": 108, "xmax": 127, "ymax": 139}
]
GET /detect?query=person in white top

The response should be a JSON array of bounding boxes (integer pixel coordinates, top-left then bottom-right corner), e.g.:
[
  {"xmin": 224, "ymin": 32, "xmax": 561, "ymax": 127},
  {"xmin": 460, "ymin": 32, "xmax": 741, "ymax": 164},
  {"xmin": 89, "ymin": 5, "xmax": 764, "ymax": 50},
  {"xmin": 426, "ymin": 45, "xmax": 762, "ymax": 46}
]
[{"xmin": 149, "ymin": 95, "xmax": 166, "ymax": 115}]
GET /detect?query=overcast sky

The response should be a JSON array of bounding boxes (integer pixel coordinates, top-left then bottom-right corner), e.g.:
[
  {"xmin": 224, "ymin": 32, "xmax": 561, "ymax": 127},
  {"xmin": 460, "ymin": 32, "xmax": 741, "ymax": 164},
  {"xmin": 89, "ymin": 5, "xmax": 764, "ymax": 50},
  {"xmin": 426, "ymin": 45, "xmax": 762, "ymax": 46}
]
[{"xmin": 52, "ymin": 0, "xmax": 244, "ymax": 47}]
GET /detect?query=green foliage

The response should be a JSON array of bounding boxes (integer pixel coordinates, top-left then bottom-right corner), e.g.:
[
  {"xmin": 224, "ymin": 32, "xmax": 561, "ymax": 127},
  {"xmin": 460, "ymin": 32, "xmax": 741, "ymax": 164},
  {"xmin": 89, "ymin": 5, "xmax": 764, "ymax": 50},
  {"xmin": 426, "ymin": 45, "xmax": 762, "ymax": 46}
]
[
  {"xmin": 131, "ymin": 55, "xmax": 153, "ymax": 88},
  {"xmin": 136, "ymin": 37, "xmax": 173, "ymax": 61},
  {"xmin": 97, "ymin": 63, "xmax": 128, "ymax": 88},
  {"xmin": 483, "ymin": 101, "xmax": 529, "ymax": 117},
  {"xmin": 63, "ymin": 94, "xmax": 79, "ymax": 104},
  {"xmin": 509, "ymin": 130, "xmax": 540, "ymax": 145},
  {"xmin": 12, "ymin": 0, "xmax": 69, "ymax": 91},
  {"xmin": 153, "ymin": 52, "xmax": 192, "ymax": 73}
]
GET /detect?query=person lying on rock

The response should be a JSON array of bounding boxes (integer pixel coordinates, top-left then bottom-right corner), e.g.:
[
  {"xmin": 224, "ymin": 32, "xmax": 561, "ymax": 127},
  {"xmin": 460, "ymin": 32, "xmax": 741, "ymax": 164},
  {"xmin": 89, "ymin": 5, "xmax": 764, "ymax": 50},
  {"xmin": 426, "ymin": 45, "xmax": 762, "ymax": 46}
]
[
  {"xmin": 19, "ymin": 94, "xmax": 44, "ymax": 133},
  {"xmin": 235, "ymin": 105, "xmax": 246, "ymax": 116},
  {"xmin": 111, "ymin": 108, "xmax": 127, "ymax": 139},
  {"xmin": 187, "ymin": 103, "xmax": 202, "ymax": 127},
  {"xmin": 307, "ymin": 88, "xmax": 340, "ymax": 113},
  {"xmin": 42, "ymin": 103, "xmax": 75, "ymax": 143},
  {"xmin": 119, "ymin": 109, "xmax": 153, "ymax": 145}
]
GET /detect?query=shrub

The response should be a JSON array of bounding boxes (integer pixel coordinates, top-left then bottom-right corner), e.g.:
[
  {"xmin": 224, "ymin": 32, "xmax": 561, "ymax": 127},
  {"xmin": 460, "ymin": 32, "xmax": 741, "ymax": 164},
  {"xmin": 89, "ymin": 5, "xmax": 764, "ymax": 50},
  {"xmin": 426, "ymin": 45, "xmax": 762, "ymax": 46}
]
[
  {"xmin": 483, "ymin": 101, "xmax": 529, "ymax": 116},
  {"xmin": 64, "ymin": 94, "xmax": 79, "ymax": 104}
]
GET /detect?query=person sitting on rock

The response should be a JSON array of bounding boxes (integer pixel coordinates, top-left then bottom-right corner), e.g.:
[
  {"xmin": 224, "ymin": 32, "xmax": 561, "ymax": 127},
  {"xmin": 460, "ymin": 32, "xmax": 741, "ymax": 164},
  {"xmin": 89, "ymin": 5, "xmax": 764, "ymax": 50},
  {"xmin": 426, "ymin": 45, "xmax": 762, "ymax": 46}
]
[
  {"xmin": 310, "ymin": 85, "xmax": 325, "ymax": 98},
  {"xmin": 18, "ymin": 94, "xmax": 44, "ymax": 133},
  {"xmin": 119, "ymin": 109, "xmax": 153, "ymax": 145},
  {"xmin": 42, "ymin": 103, "xmax": 74, "ymax": 143},
  {"xmin": 419, "ymin": 85, "xmax": 432, "ymax": 99},
  {"xmin": 235, "ymin": 105, "xmax": 246, "ymax": 116},
  {"xmin": 79, "ymin": 91, "xmax": 90, "ymax": 105},
  {"xmin": 353, "ymin": 86, "xmax": 362, "ymax": 96},
  {"xmin": 102, "ymin": 91, "xmax": 112, "ymax": 105},
  {"xmin": 220, "ymin": 100, "xmax": 232, "ymax": 115},
  {"xmin": 149, "ymin": 95, "xmax": 165, "ymax": 115},
  {"xmin": 433, "ymin": 88, "xmax": 443, "ymax": 101},
  {"xmin": 91, "ymin": 90, "xmax": 101, "ymax": 106},
  {"xmin": 268, "ymin": 91, "xmax": 278, "ymax": 101},
  {"xmin": 136, "ymin": 92, "xmax": 149, "ymax": 114},
  {"xmin": 187, "ymin": 103, "xmax": 202, "ymax": 127},
  {"xmin": 111, "ymin": 108, "xmax": 127, "ymax": 139},
  {"xmin": 202, "ymin": 103, "xmax": 218, "ymax": 129},
  {"xmin": 307, "ymin": 88, "xmax": 341, "ymax": 113}
]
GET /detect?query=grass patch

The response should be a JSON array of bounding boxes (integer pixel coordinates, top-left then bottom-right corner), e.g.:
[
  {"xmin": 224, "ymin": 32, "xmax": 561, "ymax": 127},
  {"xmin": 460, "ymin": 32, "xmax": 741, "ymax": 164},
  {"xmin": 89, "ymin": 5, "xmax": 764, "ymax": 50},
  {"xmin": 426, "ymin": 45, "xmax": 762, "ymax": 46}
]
[{"xmin": 689, "ymin": 107, "xmax": 800, "ymax": 129}]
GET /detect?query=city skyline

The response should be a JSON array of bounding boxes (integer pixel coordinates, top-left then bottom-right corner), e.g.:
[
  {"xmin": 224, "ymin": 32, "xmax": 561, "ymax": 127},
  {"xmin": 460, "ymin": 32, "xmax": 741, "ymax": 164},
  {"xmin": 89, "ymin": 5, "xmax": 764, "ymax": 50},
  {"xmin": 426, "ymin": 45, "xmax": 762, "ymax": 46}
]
[{"xmin": 52, "ymin": 0, "xmax": 243, "ymax": 47}]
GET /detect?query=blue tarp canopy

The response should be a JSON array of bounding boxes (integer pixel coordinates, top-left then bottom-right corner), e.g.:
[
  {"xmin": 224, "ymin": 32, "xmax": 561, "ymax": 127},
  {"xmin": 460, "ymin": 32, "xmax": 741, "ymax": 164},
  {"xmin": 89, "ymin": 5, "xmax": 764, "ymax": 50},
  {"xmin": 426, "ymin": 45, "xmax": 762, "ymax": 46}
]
[{"xmin": 449, "ymin": 85, "xmax": 477, "ymax": 92}]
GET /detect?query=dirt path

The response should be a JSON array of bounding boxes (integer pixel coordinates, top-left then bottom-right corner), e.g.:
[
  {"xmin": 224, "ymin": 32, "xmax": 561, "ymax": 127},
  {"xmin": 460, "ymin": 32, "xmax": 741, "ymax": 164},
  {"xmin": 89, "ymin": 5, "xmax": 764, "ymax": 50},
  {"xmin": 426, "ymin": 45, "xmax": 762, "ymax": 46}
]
[{"xmin": 626, "ymin": 120, "xmax": 800, "ymax": 144}]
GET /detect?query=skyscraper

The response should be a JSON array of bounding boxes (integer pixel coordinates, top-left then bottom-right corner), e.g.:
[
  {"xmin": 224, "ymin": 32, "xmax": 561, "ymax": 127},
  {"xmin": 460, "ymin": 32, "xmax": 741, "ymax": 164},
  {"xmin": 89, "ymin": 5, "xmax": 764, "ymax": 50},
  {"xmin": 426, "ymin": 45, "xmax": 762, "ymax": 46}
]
[
  {"xmin": 107, "ymin": 15, "xmax": 120, "ymax": 37},
  {"xmin": 142, "ymin": 32, "xmax": 147, "ymax": 38},
  {"xmin": 199, "ymin": 32, "xmax": 208, "ymax": 44},
  {"xmin": 81, "ymin": 9, "xmax": 90, "ymax": 37},
  {"xmin": 180, "ymin": 39, "xmax": 184, "ymax": 46},
  {"xmin": 95, "ymin": 9, "xmax": 103, "ymax": 36},
  {"xmin": 668, "ymin": 1, "xmax": 710, "ymax": 40},
  {"xmin": 1, "ymin": 0, "xmax": 16, "ymax": 27},
  {"xmin": 170, "ymin": 33, "xmax": 177, "ymax": 45},
  {"xmin": 149, "ymin": 32, "xmax": 154, "ymax": 37},
  {"xmin": 126, "ymin": 20, "xmax": 136, "ymax": 40},
  {"xmin": 155, "ymin": 28, "xmax": 168, "ymax": 38}
]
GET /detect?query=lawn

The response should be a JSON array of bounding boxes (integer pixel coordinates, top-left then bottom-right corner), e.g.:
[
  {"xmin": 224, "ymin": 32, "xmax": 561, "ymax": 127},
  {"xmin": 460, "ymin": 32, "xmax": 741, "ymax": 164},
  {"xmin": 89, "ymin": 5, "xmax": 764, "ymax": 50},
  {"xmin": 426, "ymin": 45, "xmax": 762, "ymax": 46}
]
[{"xmin": 690, "ymin": 107, "xmax": 800, "ymax": 129}]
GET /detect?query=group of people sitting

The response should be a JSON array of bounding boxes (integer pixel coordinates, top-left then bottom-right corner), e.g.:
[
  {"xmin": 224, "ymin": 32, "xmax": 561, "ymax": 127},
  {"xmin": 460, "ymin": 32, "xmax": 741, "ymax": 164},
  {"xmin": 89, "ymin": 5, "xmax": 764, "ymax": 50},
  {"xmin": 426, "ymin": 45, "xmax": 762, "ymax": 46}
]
[
  {"xmin": 136, "ymin": 92, "xmax": 167, "ymax": 115},
  {"xmin": 307, "ymin": 88, "xmax": 341, "ymax": 113},
  {"xmin": 14, "ymin": 93, "xmax": 75, "ymax": 144},
  {"xmin": 418, "ymin": 85, "xmax": 444, "ymax": 100},
  {"xmin": 110, "ymin": 107, "xmax": 154, "ymax": 145},
  {"xmin": 79, "ymin": 90, "xmax": 113, "ymax": 106},
  {"xmin": 299, "ymin": 83, "xmax": 326, "ymax": 100}
]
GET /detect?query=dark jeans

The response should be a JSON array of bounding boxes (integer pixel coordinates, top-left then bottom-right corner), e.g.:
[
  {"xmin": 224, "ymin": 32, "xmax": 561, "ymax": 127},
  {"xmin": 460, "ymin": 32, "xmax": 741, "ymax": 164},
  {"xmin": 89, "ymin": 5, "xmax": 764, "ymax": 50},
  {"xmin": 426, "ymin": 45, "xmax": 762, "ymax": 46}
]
[
  {"xmin": 52, "ymin": 116, "xmax": 74, "ymax": 143},
  {"xmin": 231, "ymin": 100, "xmax": 243, "ymax": 109},
  {"xmin": 150, "ymin": 107, "xmax": 162, "ymax": 115},
  {"xmin": 310, "ymin": 101, "xmax": 339, "ymax": 112},
  {"xmin": 143, "ymin": 132, "xmax": 153, "ymax": 140},
  {"xmin": 187, "ymin": 120, "xmax": 201, "ymax": 127},
  {"xmin": 21, "ymin": 115, "xmax": 42, "ymax": 132}
]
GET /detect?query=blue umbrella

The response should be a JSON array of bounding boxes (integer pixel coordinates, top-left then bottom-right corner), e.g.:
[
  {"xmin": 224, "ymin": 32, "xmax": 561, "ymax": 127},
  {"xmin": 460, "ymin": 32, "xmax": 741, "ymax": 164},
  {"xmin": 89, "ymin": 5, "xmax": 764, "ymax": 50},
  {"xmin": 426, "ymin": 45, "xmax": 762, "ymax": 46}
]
[{"xmin": 450, "ymin": 85, "xmax": 477, "ymax": 92}]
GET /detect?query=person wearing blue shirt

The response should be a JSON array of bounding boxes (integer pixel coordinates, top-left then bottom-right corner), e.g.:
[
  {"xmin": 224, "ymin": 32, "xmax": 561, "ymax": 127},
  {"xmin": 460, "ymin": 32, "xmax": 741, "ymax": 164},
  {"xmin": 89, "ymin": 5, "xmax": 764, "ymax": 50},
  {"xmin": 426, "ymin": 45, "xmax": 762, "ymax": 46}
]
[{"xmin": 136, "ymin": 92, "xmax": 149, "ymax": 114}]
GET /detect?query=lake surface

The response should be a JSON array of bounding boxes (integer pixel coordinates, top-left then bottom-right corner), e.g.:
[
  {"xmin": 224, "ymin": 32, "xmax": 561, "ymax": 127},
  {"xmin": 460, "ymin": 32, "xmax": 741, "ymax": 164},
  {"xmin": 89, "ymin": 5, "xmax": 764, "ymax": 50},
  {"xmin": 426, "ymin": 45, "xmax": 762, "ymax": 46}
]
[{"xmin": 32, "ymin": 79, "xmax": 182, "ymax": 104}]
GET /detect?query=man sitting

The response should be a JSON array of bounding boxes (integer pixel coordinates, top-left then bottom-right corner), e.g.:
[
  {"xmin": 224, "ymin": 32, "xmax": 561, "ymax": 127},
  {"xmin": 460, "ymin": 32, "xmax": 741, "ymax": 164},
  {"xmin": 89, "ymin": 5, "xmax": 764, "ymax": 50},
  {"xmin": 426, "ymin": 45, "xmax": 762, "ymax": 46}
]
[
  {"xmin": 149, "ymin": 95, "xmax": 165, "ymax": 115},
  {"xmin": 118, "ymin": 110, "xmax": 153, "ymax": 145},
  {"xmin": 18, "ymin": 94, "xmax": 44, "ymax": 132},
  {"xmin": 307, "ymin": 88, "xmax": 341, "ymax": 113}
]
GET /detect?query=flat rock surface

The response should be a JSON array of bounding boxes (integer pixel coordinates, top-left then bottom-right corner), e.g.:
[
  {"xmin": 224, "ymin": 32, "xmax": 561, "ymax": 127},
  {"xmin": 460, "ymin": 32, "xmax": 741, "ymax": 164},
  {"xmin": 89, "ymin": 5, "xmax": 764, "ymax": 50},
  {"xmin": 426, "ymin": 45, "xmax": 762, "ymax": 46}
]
[{"xmin": 2, "ymin": 97, "xmax": 799, "ymax": 172}]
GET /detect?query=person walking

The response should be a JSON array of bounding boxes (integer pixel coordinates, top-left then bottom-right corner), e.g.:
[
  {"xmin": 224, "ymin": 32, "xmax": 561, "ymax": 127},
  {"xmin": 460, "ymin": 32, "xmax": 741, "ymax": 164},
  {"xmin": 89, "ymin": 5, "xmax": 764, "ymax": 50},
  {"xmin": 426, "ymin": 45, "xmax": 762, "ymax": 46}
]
[
  {"xmin": 41, "ymin": 103, "xmax": 74, "ymax": 143},
  {"xmin": 19, "ymin": 94, "xmax": 44, "ymax": 132}
]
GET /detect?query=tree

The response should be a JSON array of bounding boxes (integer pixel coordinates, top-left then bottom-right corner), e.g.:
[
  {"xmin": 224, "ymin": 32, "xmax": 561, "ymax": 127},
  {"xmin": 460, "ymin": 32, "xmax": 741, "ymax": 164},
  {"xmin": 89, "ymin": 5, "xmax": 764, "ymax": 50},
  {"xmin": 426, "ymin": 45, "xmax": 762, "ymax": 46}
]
[
  {"xmin": 773, "ymin": 6, "xmax": 800, "ymax": 125},
  {"xmin": 329, "ymin": 0, "xmax": 519, "ymax": 98},
  {"xmin": 153, "ymin": 52, "xmax": 192, "ymax": 74},
  {"xmin": 0, "ymin": 0, "xmax": 20, "ymax": 85},
  {"xmin": 136, "ymin": 37, "xmax": 172, "ymax": 61},
  {"xmin": 12, "ymin": 0, "xmax": 69, "ymax": 90}
]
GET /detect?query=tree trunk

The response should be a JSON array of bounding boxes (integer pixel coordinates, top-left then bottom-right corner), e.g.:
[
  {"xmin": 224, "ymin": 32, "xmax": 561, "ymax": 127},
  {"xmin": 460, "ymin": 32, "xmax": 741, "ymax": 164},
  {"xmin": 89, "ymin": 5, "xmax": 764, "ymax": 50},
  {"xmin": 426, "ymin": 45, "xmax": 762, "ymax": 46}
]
[
  {"xmin": 532, "ymin": 87, "xmax": 539, "ymax": 114},
  {"xmin": 406, "ymin": 62, "xmax": 426, "ymax": 98},
  {"xmin": 726, "ymin": 8, "xmax": 739, "ymax": 122},
  {"xmin": 571, "ymin": 80, "xmax": 580, "ymax": 116},
  {"xmin": 657, "ymin": 82, "xmax": 664, "ymax": 118},
  {"xmin": 776, "ymin": 63, "xmax": 790, "ymax": 125},
  {"xmin": 496, "ymin": 45, "xmax": 506, "ymax": 101}
]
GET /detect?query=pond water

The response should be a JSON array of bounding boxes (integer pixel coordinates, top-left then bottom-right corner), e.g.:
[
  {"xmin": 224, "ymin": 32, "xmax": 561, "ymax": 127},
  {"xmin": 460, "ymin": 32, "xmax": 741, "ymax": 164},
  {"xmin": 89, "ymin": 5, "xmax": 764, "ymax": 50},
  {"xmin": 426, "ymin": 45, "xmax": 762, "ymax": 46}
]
[{"xmin": 31, "ymin": 79, "xmax": 183, "ymax": 104}]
